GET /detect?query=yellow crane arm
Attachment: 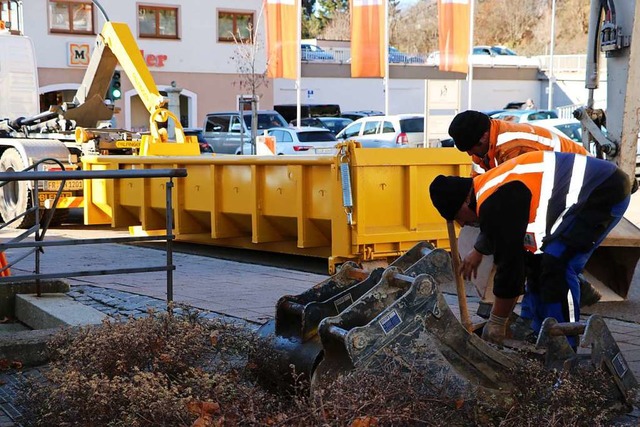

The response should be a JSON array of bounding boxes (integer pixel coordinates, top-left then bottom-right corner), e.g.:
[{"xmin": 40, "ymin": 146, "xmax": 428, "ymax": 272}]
[{"xmin": 68, "ymin": 22, "xmax": 165, "ymax": 127}]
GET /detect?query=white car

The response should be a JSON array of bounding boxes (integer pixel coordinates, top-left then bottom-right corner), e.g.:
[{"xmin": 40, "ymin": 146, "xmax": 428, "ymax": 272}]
[
  {"xmin": 490, "ymin": 109, "xmax": 558, "ymax": 123},
  {"xmin": 335, "ymin": 114, "xmax": 425, "ymax": 148},
  {"xmin": 532, "ymin": 118, "xmax": 640, "ymax": 176},
  {"xmin": 235, "ymin": 127, "xmax": 338, "ymax": 155}
]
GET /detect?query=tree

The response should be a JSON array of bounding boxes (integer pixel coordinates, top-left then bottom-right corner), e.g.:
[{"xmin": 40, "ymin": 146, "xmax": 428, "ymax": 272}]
[
  {"xmin": 229, "ymin": 5, "xmax": 269, "ymax": 154},
  {"xmin": 303, "ymin": 0, "xmax": 348, "ymax": 38}
]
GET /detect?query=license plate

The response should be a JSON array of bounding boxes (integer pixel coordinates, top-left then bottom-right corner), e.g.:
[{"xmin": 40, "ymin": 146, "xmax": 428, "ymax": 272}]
[
  {"xmin": 44, "ymin": 180, "xmax": 84, "ymax": 191},
  {"xmin": 315, "ymin": 148, "xmax": 335, "ymax": 154},
  {"xmin": 115, "ymin": 141, "xmax": 141, "ymax": 148},
  {"xmin": 38, "ymin": 192, "xmax": 71, "ymax": 203}
]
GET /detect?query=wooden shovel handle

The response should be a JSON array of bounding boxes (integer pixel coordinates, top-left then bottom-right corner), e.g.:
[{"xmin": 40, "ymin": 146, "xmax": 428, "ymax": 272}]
[{"xmin": 447, "ymin": 221, "xmax": 473, "ymax": 333}]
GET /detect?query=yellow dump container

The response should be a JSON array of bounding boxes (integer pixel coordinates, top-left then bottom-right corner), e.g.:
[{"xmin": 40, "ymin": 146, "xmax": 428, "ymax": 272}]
[{"xmin": 82, "ymin": 143, "xmax": 471, "ymax": 272}]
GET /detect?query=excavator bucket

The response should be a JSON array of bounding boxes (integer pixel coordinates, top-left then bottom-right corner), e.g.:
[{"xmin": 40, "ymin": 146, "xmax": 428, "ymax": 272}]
[
  {"xmin": 313, "ymin": 269, "xmax": 518, "ymax": 392},
  {"xmin": 252, "ymin": 242, "xmax": 453, "ymax": 391},
  {"xmin": 312, "ymin": 270, "xmax": 639, "ymax": 405},
  {"xmin": 536, "ymin": 315, "xmax": 638, "ymax": 406}
]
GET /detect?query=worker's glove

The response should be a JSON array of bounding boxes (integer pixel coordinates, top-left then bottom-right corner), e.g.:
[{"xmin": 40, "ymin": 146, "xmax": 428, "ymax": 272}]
[{"xmin": 481, "ymin": 313, "xmax": 509, "ymax": 345}]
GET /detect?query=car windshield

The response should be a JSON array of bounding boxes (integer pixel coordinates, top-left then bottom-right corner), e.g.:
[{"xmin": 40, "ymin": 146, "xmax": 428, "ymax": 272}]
[
  {"xmin": 555, "ymin": 123, "xmax": 582, "ymax": 142},
  {"xmin": 527, "ymin": 111, "xmax": 558, "ymax": 120},
  {"xmin": 490, "ymin": 46, "xmax": 517, "ymax": 56},
  {"xmin": 296, "ymin": 131, "xmax": 337, "ymax": 142},
  {"xmin": 244, "ymin": 114, "xmax": 287, "ymax": 130},
  {"xmin": 399, "ymin": 118, "xmax": 424, "ymax": 132}
]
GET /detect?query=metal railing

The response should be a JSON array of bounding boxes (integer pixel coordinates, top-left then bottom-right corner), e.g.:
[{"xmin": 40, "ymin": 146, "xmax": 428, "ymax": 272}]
[{"xmin": 0, "ymin": 164, "xmax": 187, "ymax": 305}]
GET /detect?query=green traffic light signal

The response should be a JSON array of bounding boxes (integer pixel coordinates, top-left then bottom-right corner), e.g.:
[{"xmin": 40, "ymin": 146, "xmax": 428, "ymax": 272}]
[{"xmin": 109, "ymin": 71, "xmax": 122, "ymax": 101}]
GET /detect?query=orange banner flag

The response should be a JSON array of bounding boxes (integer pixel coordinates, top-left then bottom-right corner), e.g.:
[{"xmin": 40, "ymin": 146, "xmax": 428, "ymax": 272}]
[
  {"xmin": 437, "ymin": 0, "xmax": 470, "ymax": 74},
  {"xmin": 350, "ymin": 0, "xmax": 386, "ymax": 78},
  {"xmin": 265, "ymin": 0, "xmax": 299, "ymax": 79}
]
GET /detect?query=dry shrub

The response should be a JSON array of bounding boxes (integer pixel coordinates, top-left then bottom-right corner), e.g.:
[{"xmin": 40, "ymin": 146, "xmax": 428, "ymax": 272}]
[{"xmin": 17, "ymin": 310, "xmax": 634, "ymax": 426}]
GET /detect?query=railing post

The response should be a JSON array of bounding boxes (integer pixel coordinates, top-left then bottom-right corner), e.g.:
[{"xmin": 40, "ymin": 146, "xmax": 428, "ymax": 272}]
[{"xmin": 165, "ymin": 178, "xmax": 174, "ymax": 308}]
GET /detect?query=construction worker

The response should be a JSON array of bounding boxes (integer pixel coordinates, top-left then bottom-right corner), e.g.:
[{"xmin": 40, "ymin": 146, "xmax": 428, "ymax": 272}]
[
  {"xmin": 448, "ymin": 109, "xmax": 601, "ymax": 308},
  {"xmin": 428, "ymin": 151, "xmax": 631, "ymax": 346},
  {"xmin": 448, "ymin": 110, "xmax": 588, "ymax": 176}
]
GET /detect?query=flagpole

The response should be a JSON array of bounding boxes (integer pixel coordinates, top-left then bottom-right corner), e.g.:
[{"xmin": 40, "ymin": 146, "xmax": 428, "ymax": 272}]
[
  {"xmin": 296, "ymin": 0, "xmax": 302, "ymax": 128},
  {"xmin": 547, "ymin": 0, "xmax": 556, "ymax": 109},
  {"xmin": 467, "ymin": 0, "xmax": 474, "ymax": 110},
  {"xmin": 384, "ymin": 0, "xmax": 390, "ymax": 114}
]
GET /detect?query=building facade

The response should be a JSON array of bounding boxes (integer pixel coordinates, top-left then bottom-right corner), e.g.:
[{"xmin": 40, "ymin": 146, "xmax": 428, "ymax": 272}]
[
  {"xmin": 11, "ymin": 0, "xmax": 271, "ymax": 131},
  {"xmin": 3, "ymin": 0, "xmax": 600, "ymax": 137}
]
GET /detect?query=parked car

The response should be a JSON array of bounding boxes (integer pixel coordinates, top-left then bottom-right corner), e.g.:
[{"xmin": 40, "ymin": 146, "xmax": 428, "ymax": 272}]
[
  {"xmin": 301, "ymin": 44, "xmax": 334, "ymax": 61},
  {"xmin": 203, "ymin": 110, "xmax": 288, "ymax": 154},
  {"xmin": 315, "ymin": 117, "xmax": 353, "ymax": 135},
  {"xmin": 473, "ymin": 45, "xmax": 518, "ymax": 56},
  {"xmin": 183, "ymin": 128, "xmax": 213, "ymax": 154},
  {"xmin": 335, "ymin": 114, "xmax": 425, "ymax": 148},
  {"xmin": 340, "ymin": 110, "xmax": 384, "ymax": 121},
  {"xmin": 290, "ymin": 117, "xmax": 353, "ymax": 136},
  {"xmin": 490, "ymin": 109, "xmax": 558, "ymax": 123},
  {"xmin": 235, "ymin": 127, "xmax": 338, "ymax": 155},
  {"xmin": 529, "ymin": 118, "xmax": 583, "ymax": 143},
  {"xmin": 388, "ymin": 46, "xmax": 424, "ymax": 64},
  {"xmin": 274, "ymin": 104, "xmax": 341, "ymax": 123},
  {"xmin": 426, "ymin": 46, "xmax": 538, "ymax": 67}
]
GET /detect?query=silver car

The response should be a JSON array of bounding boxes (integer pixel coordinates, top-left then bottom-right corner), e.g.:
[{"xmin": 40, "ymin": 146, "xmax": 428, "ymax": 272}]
[
  {"xmin": 202, "ymin": 110, "xmax": 288, "ymax": 154},
  {"xmin": 235, "ymin": 127, "xmax": 338, "ymax": 155},
  {"xmin": 335, "ymin": 114, "xmax": 425, "ymax": 148}
]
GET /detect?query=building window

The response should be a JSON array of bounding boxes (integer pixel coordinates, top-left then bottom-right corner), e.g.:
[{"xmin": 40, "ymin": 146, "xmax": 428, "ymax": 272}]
[
  {"xmin": 218, "ymin": 11, "xmax": 253, "ymax": 43},
  {"xmin": 0, "ymin": 0, "xmax": 18, "ymax": 28},
  {"xmin": 138, "ymin": 5, "xmax": 178, "ymax": 39},
  {"xmin": 48, "ymin": 0, "xmax": 94, "ymax": 34}
]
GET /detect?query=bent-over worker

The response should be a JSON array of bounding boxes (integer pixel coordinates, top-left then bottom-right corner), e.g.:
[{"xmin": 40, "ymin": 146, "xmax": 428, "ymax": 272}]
[
  {"xmin": 429, "ymin": 151, "xmax": 631, "ymax": 345},
  {"xmin": 448, "ymin": 109, "xmax": 601, "ymax": 308}
]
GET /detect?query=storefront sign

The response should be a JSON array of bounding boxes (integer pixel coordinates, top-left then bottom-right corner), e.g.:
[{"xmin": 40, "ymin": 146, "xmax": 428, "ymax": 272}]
[
  {"xmin": 140, "ymin": 50, "xmax": 168, "ymax": 67},
  {"xmin": 68, "ymin": 42, "xmax": 91, "ymax": 66}
]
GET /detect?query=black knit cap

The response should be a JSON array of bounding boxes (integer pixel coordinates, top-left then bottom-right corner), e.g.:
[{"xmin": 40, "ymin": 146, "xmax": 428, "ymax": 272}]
[
  {"xmin": 429, "ymin": 175, "xmax": 473, "ymax": 221},
  {"xmin": 448, "ymin": 110, "xmax": 491, "ymax": 152}
]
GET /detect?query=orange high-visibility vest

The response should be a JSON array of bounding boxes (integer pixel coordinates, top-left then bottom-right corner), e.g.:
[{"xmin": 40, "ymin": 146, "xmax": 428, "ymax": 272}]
[
  {"xmin": 473, "ymin": 119, "xmax": 589, "ymax": 173},
  {"xmin": 473, "ymin": 151, "xmax": 617, "ymax": 253}
]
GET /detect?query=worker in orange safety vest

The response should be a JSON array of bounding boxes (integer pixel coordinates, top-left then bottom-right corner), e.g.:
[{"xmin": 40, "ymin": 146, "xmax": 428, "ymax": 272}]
[
  {"xmin": 447, "ymin": 109, "xmax": 601, "ymax": 312},
  {"xmin": 429, "ymin": 151, "xmax": 631, "ymax": 346},
  {"xmin": 448, "ymin": 110, "xmax": 589, "ymax": 176}
]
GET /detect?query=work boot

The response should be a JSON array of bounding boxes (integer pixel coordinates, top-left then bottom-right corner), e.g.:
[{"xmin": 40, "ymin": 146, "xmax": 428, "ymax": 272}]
[
  {"xmin": 579, "ymin": 274, "xmax": 601, "ymax": 307},
  {"xmin": 481, "ymin": 313, "xmax": 509, "ymax": 345}
]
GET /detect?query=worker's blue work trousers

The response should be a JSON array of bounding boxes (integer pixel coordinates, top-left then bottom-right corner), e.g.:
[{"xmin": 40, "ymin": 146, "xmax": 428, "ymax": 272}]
[{"xmin": 522, "ymin": 194, "xmax": 630, "ymax": 346}]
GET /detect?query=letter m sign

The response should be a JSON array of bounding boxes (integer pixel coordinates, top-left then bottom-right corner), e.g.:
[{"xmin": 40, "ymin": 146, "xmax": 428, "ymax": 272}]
[{"xmin": 68, "ymin": 43, "xmax": 90, "ymax": 66}]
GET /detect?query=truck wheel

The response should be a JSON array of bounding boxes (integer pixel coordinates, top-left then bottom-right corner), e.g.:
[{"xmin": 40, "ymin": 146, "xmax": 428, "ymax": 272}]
[{"xmin": 0, "ymin": 148, "xmax": 32, "ymax": 228}]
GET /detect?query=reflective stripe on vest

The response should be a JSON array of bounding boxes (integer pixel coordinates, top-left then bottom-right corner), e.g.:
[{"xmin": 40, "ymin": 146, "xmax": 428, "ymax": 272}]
[
  {"xmin": 496, "ymin": 131, "xmax": 561, "ymax": 150},
  {"xmin": 475, "ymin": 151, "xmax": 590, "ymax": 253}
]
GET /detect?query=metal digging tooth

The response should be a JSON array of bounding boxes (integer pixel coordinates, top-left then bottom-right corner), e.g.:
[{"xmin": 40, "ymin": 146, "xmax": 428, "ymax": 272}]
[
  {"xmin": 313, "ymin": 271, "xmax": 518, "ymax": 393},
  {"xmin": 252, "ymin": 242, "xmax": 447, "ymax": 391}
]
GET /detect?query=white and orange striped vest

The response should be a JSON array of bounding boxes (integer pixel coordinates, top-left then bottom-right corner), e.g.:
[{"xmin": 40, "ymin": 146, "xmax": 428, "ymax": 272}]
[
  {"xmin": 479, "ymin": 119, "xmax": 589, "ymax": 172},
  {"xmin": 473, "ymin": 151, "xmax": 617, "ymax": 253}
]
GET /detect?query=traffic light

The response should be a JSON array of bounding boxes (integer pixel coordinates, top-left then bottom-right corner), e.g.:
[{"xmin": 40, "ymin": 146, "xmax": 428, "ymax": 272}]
[{"xmin": 108, "ymin": 71, "xmax": 122, "ymax": 101}]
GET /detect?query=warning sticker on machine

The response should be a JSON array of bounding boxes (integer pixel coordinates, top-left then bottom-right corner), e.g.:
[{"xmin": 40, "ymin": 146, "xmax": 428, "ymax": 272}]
[
  {"xmin": 334, "ymin": 293, "xmax": 354, "ymax": 313},
  {"xmin": 38, "ymin": 192, "xmax": 71, "ymax": 203},
  {"xmin": 379, "ymin": 310, "xmax": 402, "ymax": 335}
]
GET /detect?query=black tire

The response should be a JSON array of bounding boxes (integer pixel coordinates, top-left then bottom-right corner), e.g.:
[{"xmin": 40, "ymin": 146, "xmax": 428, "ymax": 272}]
[{"xmin": 0, "ymin": 148, "xmax": 32, "ymax": 228}]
